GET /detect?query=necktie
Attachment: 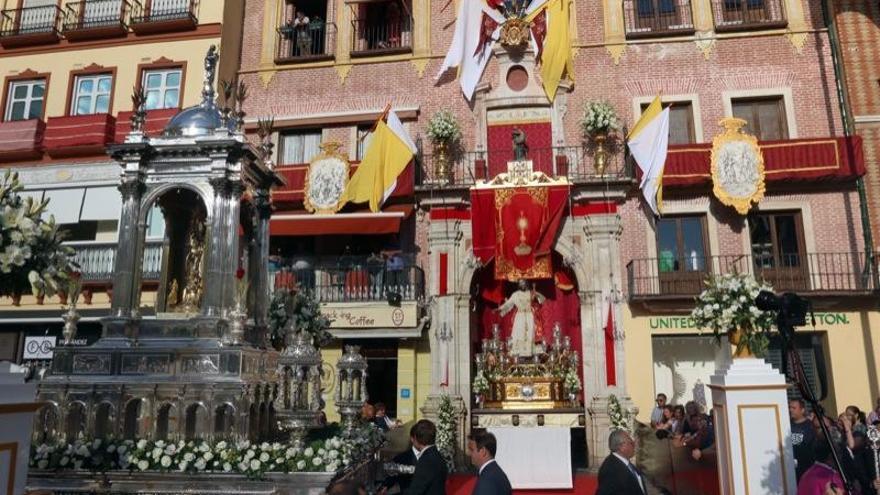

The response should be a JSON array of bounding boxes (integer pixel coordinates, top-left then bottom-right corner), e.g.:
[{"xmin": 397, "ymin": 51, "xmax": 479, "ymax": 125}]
[{"xmin": 627, "ymin": 463, "xmax": 644, "ymax": 492}]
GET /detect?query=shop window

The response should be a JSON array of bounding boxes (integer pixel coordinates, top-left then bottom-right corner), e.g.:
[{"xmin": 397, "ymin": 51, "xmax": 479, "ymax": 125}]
[
  {"xmin": 641, "ymin": 100, "xmax": 697, "ymax": 144},
  {"xmin": 142, "ymin": 68, "xmax": 182, "ymax": 110},
  {"xmin": 71, "ymin": 73, "xmax": 112, "ymax": 115},
  {"xmin": 280, "ymin": 129, "xmax": 322, "ymax": 165},
  {"xmin": 731, "ymin": 95, "xmax": 788, "ymax": 141},
  {"xmin": 656, "ymin": 215, "xmax": 709, "ymax": 294},
  {"xmin": 5, "ymin": 79, "xmax": 45, "ymax": 121}
]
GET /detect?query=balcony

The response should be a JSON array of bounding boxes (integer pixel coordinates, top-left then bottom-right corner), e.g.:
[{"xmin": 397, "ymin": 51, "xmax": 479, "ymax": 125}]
[
  {"xmin": 0, "ymin": 119, "xmax": 44, "ymax": 160},
  {"xmin": 114, "ymin": 107, "xmax": 177, "ymax": 142},
  {"xmin": 69, "ymin": 240, "xmax": 163, "ymax": 283},
  {"xmin": 275, "ymin": 21, "xmax": 335, "ymax": 64},
  {"xmin": 0, "ymin": 5, "xmax": 62, "ymax": 48},
  {"xmin": 416, "ymin": 146, "xmax": 634, "ymax": 189},
  {"xmin": 623, "ymin": 0, "xmax": 695, "ymax": 39},
  {"xmin": 44, "ymin": 113, "xmax": 116, "ymax": 158},
  {"xmin": 130, "ymin": 0, "xmax": 198, "ymax": 34},
  {"xmin": 710, "ymin": 0, "xmax": 786, "ymax": 32},
  {"xmin": 63, "ymin": 0, "xmax": 131, "ymax": 41},
  {"xmin": 269, "ymin": 255, "xmax": 424, "ymax": 303},
  {"xmin": 350, "ymin": 16, "xmax": 412, "ymax": 57},
  {"xmin": 627, "ymin": 252, "xmax": 877, "ymax": 301}
]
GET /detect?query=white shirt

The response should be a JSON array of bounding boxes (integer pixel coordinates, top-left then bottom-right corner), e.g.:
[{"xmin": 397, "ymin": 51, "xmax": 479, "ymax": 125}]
[
  {"xmin": 613, "ymin": 453, "xmax": 645, "ymax": 493},
  {"xmin": 478, "ymin": 459, "xmax": 496, "ymax": 475},
  {"xmin": 416, "ymin": 444, "xmax": 435, "ymax": 460}
]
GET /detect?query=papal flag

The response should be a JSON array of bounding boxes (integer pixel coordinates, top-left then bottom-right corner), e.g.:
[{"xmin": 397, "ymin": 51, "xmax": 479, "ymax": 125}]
[
  {"xmin": 535, "ymin": 0, "xmax": 573, "ymax": 102},
  {"xmin": 436, "ymin": 0, "xmax": 504, "ymax": 102},
  {"xmin": 628, "ymin": 96, "xmax": 670, "ymax": 216},
  {"xmin": 342, "ymin": 109, "xmax": 416, "ymax": 213}
]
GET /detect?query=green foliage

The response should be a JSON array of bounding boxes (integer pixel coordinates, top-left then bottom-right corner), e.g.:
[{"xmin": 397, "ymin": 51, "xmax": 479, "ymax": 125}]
[{"xmin": 268, "ymin": 288, "xmax": 333, "ymax": 348}]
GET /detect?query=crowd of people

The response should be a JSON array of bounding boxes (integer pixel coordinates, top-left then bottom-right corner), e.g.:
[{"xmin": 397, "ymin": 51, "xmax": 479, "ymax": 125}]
[
  {"xmin": 791, "ymin": 398, "xmax": 880, "ymax": 495},
  {"xmin": 649, "ymin": 393, "xmax": 716, "ymax": 461}
]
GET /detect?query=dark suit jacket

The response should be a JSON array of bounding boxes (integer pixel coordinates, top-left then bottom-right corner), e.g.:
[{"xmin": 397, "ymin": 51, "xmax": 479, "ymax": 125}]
[
  {"xmin": 402, "ymin": 445, "xmax": 448, "ymax": 495},
  {"xmin": 384, "ymin": 447, "xmax": 417, "ymax": 492},
  {"xmin": 595, "ymin": 454, "xmax": 646, "ymax": 495},
  {"xmin": 472, "ymin": 460, "xmax": 512, "ymax": 495}
]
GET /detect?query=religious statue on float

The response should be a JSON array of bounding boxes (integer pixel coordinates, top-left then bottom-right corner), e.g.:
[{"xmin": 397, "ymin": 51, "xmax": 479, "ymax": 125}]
[{"xmin": 496, "ymin": 279, "xmax": 545, "ymax": 357}]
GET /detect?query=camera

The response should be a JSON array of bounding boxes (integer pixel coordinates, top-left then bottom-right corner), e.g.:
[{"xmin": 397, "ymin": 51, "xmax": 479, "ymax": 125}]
[{"xmin": 755, "ymin": 290, "xmax": 810, "ymax": 335}]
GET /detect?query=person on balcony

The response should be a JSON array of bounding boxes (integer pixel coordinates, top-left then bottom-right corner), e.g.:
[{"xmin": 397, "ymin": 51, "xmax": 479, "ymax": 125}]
[{"xmin": 292, "ymin": 11, "xmax": 312, "ymax": 56}]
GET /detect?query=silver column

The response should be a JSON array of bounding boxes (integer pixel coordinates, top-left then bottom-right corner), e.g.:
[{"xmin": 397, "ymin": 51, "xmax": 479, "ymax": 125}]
[
  {"xmin": 110, "ymin": 177, "xmax": 145, "ymax": 318},
  {"xmin": 203, "ymin": 177, "xmax": 229, "ymax": 317}
]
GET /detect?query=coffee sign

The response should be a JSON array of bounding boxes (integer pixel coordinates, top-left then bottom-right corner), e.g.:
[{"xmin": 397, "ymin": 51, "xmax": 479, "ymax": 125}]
[{"xmin": 323, "ymin": 302, "xmax": 417, "ymax": 329}]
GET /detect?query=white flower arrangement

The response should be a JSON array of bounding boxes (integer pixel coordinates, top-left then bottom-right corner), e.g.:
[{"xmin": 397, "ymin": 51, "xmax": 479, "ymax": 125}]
[
  {"xmin": 425, "ymin": 110, "xmax": 462, "ymax": 145},
  {"xmin": 690, "ymin": 273, "xmax": 776, "ymax": 356},
  {"xmin": 436, "ymin": 394, "xmax": 457, "ymax": 472},
  {"xmin": 580, "ymin": 100, "xmax": 620, "ymax": 136},
  {"xmin": 472, "ymin": 370, "xmax": 490, "ymax": 396},
  {"xmin": 30, "ymin": 428, "xmax": 382, "ymax": 479},
  {"xmin": 608, "ymin": 394, "xmax": 630, "ymax": 432},
  {"xmin": 563, "ymin": 368, "xmax": 582, "ymax": 394},
  {"xmin": 0, "ymin": 170, "xmax": 76, "ymax": 298}
]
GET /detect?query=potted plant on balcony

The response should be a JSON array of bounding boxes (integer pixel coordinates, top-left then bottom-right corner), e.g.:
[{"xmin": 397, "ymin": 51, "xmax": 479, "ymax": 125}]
[
  {"xmin": 580, "ymin": 100, "xmax": 620, "ymax": 175},
  {"xmin": 425, "ymin": 110, "xmax": 462, "ymax": 183},
  {"xmin": 690, "ymin": 273, "xmax": 776, "ymax": 358},
  {"xmin": 0, "ymin": 171, "xmax": 75, "ymax": 304}
]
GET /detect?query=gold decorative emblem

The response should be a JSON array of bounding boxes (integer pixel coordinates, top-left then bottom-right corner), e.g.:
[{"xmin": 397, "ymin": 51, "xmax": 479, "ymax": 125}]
[
  {"xmin": 711, "ymin": 118, "xmax": 766, "ymax": 215},
  {"xmin": 304, "ymin": 141, "xmax": 350, "ymax": 214},
  {"xmin": 514, "ymin": 212, "xmax": 532, "ymax": 256},
  {"xmin": 500, "ymin": 18, "xmax": 531, "ymax": 48}
]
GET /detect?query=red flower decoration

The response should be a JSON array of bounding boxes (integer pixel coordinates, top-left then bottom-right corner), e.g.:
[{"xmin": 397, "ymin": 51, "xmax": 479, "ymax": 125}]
[{"xmin": 236, "ymin": 268, "xmax": 245, "ymax": 279}]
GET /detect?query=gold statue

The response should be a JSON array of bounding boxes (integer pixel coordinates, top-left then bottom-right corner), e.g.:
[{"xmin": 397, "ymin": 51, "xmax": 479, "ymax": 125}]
[
  {"xmin": 166, "ymin": 279, "xmax": 180, "ymax": 309},
  {"xmin": 177, "ymin": 213, "xmax": 206, "ymax": 313}
]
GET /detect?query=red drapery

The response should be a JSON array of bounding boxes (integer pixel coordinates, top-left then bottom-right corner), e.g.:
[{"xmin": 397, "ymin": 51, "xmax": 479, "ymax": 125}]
[
  {"xmin": 656, "ymin": 136, "xmax": 865, "ymax": 187},
  {"xmin": 486, "ymin": 122, "xmax": 553, "ymax": 176},
  {"xmin": 471, "ymin": 184, "xmax": 569, "ymax": 281}
]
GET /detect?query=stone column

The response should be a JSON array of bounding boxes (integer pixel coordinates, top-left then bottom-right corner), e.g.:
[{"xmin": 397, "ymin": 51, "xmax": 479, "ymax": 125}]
[
  {"xmin": 249, "ymin": 188, "xmax": 272, "ymax": 330},
  {"xmin": 203, "ymin": 178, "xmax": 229, "ymax": 317},
  {"xmin": 110, "ymin": 176, "xmax": 145, "ymax": 319}
]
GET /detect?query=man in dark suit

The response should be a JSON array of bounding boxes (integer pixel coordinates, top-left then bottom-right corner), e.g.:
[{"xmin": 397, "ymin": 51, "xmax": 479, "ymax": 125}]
[
  {"xmin": 596, "ymin": 429, "xmax": 648, "ymax": 495},
  {"xmin": 403, "ymin": 419, "xmax": 448, "ymax": 495},
  {"xmin": 383, "ymin": 443, "xmax": 418, "ymax": 493},
  {"xmin": 467, "ymin": 431, "xmax": 512, "ymax": 495}
]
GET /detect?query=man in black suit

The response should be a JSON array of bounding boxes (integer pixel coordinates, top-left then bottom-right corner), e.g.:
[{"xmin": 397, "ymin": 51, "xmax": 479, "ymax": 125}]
[
  {"xmin": 403, "ymin": 419, "xmax": 448, "ymax": 495},
  {"xmin": 383, "ymin": 443, "xmax": 418, "ymax": 493},
  {"xmin": 467, "ymin": 431, "xmax": 512, "ymax": 495},
  {"xmin": 595, "ymin": 430, "xmax": 648, "ymax": 495}
]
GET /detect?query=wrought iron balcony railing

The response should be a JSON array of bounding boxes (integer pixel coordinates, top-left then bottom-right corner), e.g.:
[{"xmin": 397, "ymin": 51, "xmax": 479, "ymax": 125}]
[
  {"xmin": 623, "ymin": 0, "xmax": 695, "ymax": 38},
  {"xmin": 416, "ymin": 145, "xmax": 635, "ymax": 189},
  {"xmin": 269, "ymin": 255, "xmax": 424, "ymax": 303},
  {"xmin": 710, "ymin": 0, "xmax": 787, "ymax": 31},
  {"xmin": 0, "ymin": 5, "xmax": 63, "ymax": 46},
  {"xmin": 63, "ymin": 0, "xmax": 131, "ymax": 39},
  {"xmin": 68, "ymin": 240, "xmax": 164, "ymax": 282},
  {"xmin": 627, "ymin": 252, "xmax": 877, "ymax": 300},
  {"xmin": 275, "ymin": 21, "xmax": 336, "ymax": 63},
  {"xmin": 130, "ymin": 0, "xmax": 197, "ymax": 33},
  {"xmin": 350, "ymin": 16, "xmax": 413, "ymax": 56}
]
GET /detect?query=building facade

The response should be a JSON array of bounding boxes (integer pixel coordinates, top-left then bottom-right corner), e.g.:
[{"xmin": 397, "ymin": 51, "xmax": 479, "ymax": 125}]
[{"xmin": 0, "ymin": 0, "xmax": 241, "ymax": 360}]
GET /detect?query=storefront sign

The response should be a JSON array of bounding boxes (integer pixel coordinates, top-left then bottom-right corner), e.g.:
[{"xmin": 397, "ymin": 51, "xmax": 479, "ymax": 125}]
[
  {"xmin": 648, "ymin": 312, "xmax": 851, "ymax": 330},
  {"xmin": 323, "ymin": 302, "xmax": 418, "ymax": 329},
  {"xmin": 23, "ymin": 336, "xmax": 56, "ymax": 360}
]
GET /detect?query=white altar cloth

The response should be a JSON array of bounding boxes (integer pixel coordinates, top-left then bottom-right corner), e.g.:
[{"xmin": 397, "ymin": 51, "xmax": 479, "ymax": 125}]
[{"xmin": 488, "ymin": 426, "xmax": 572, "ymax": 489}]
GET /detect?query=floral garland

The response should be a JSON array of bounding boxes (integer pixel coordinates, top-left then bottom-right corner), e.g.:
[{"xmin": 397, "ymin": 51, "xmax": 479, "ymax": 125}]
[
  {"xmin": 0, "ymin": 170, "xmax": 75, "ymax": 298},
  {"xmin": 268, "ymin": 288, "xmax": 333, "ymax": 348},
  {"xmin": 425, "ymin": 110, "xmax": 462, "ymax": 145},
  {"xmin": 436, "ymin": 394, "xmax": 457, "ymax": 472},
  {"xmin": 580, "ymin": 100, "xmax": 620, "ymax": 136},
  {"xmin": 31, "ymin": 427, "xmax": 385, "ymax": 479},
  {"xmin": 690, "ymin": 273, "xmax": 775, "ymax": 356},
  {"xmin": 608, "ymin": 394, "xmax": 630, "ymax": 432}
]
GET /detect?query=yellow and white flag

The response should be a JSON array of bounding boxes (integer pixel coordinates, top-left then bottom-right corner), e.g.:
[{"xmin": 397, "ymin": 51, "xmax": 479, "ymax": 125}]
[
  {"xmin": 535, "ymin": 0, "xmax": 573, "ymax": 102},
  {"xmin": 628, "ymin": 96, "xmax": 670, "ymax": 216},
  {"xmin": 343, "ymin": 110, "xmax": 416, "ymax": 212}
]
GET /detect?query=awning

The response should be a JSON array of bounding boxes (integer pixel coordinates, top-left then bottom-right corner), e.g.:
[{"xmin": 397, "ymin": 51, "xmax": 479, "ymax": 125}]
[
  {"xmin": 18, "ymin": 190, "xmax": 44, "ymax": 206},
  {"xmin": 43, "ymin": 188, "xmax": 85, "ymax": 224},
  {"xmin": 80, "ymin": 186, "xmax": 122, "ymax": 221},
  {"xmin": 270, "ymin": 205, "xmax": 412, "ymax": 236}
]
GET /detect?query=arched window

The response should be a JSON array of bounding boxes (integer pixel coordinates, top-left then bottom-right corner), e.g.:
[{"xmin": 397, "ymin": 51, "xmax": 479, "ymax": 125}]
[
  {"xmin": 95, "ymin": 402, "xmax": 115, "ymax": 439},
  {"xmin": 65, "ymin": 402, "xmax": 86, "ymax": 440},
  {"xmin": 184, "ymin": 403, "xmax": 205, "ymax": 440},
  {"xmin": 35, "ymin": 404, "xmax": 60, "ymax": 443},
  {"xmin": 213, "ymin": 404, "xmax": 236, "ymax": 438},
  {"xmin": 248, "ymin": 403, "xmax": 259, "ymax": 442},
  {"xmin": 156, "ymin": 403, "xmax": 174, "ymax": 440},
  {"xmin": 123, "ymin": 399, "xmax": 143, "ymax": 440}
]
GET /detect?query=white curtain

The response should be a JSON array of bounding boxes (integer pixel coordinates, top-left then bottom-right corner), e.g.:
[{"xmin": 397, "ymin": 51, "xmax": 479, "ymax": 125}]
[{"xmin": 280, "ymin": 131, "xmax": 322, "ymax": 165}]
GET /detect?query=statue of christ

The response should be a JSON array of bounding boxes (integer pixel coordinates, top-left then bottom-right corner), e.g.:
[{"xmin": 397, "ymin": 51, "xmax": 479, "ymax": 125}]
[{"xmin": 496, "ymin": 279, "xmax": 546, "ymax": 357}]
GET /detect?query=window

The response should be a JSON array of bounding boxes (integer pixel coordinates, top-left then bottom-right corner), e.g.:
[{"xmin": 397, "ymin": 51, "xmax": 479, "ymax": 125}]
[
  {"xmin": 656, "ymin": 216, "xmax": 708, "ymax": 273},
  {"xmin": 731, "ymin": 96, "xmax": 788, "ymax": 141},
  {"xmin": 280, "ymin": 130, "xmax": 322, "ymax": 164},
  {"xmin": 72, "ymin": 74, "xmax": 112, "ymax": 115},
  {"xmin": 356, "ymin": 125, "xmax": 374, "ymax": 161},
  {"xmin": 142, "ymin": 68, "xmax": 181, "ymax": 110},
  {"xmin": 19, "ymin": 0, "xmax": 57, "ymax": 33},
  {"xmin": 637, "ymin": 0, "xmax": 676, "ymax": 16},
  {"xmin": 641, "ymin": 100, "xmax": 696, "ymax": 144},
  {"xmin": 748, "ymin": 211, "xmax": 808, "ymax": 291},
  {"xmin": 5, "ymin": 79, "xmax": 45, "ymax": 121},
  {"xmin": 352, "ymin": 0, "xmax": 412, "ymax": 53}
]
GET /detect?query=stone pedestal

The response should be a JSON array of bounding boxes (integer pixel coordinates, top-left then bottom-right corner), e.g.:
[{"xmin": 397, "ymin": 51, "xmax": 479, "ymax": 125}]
[
  {"xmin": 0, "ymin": 362, "xmax": 38, "ymax": 495},
  {"xmin": 709, "ymin": 358, "xmax": 796, "ymax": 495},
  {"xmin": 587, "ymin": 395, "xmax": 637, "ymax": 468}
]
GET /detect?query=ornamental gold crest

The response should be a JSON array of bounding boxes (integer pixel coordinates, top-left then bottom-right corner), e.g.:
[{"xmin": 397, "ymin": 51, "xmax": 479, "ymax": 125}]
[
  {"xmin": 304, "ymin": 141, "xmax": 350, "ymax": 214},
  {"xmin": 710, "ymin": 118, "xmax": 766, "ymax": 215},
  {"xmin": 500, "ymin": 18, "xmax": 531, "ymax": 48}
]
